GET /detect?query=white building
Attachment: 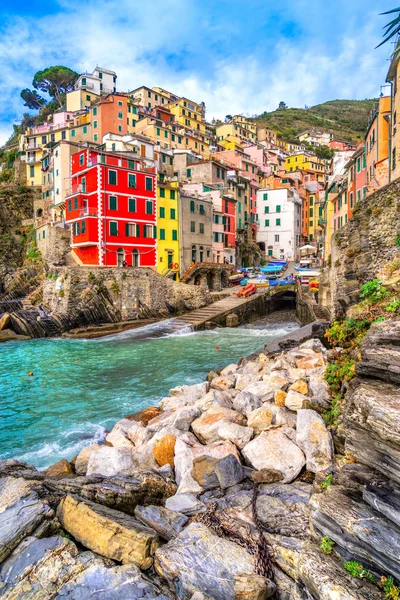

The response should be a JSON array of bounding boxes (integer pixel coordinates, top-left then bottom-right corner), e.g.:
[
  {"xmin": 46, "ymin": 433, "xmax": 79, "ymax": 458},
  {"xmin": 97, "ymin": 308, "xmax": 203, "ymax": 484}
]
[
  {"xmin": 256, "ymin": 188, "xmax": 301, "ymax": 260},
  {"xmin": 74, "ymin": 67, "xmax": 117, "ymax": 97}
]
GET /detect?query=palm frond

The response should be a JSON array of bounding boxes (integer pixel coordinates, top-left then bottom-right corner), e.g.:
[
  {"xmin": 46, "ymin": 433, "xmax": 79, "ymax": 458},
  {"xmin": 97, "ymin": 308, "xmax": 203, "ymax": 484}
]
[
  {"xmin": 376, "ymin": 8, "xmax": 400, "ymax": 49},
  {"xmin": 380, "ymin": 7, "xmax": 400, "ymax": 15}
]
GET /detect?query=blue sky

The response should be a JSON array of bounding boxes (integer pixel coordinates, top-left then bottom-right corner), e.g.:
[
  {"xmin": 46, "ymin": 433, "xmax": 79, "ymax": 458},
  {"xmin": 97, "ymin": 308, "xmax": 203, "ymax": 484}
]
[{"xmin": 0, "ymin": 0, "xmax": 396, "ymax": 144}]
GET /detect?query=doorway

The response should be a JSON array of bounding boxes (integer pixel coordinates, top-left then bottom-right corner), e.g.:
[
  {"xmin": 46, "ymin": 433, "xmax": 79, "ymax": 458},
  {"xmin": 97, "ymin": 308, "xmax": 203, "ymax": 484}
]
[
  {"xmin": 132, "ymin": 249, "xmax": 139, "ymax": 267},
  {"xmin": 117, "ymin": 248, "xmax": 125, "ymax": 267}
]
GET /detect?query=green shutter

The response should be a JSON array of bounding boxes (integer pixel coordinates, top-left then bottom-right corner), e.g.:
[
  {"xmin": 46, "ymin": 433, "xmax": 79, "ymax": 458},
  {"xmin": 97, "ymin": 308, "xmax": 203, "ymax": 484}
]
[
  {"xmin": 143, "ymin": 225, "xmax": 147, "ymax": 238},
  {"xmin": 170, "ymin": 190, "xmax": 175, "ymax": 199},
  {"xmin": 190, "ymin": 200, "xmax": 195, "ymax": 212},
  {"xmin": 125, "ymin": 223, "xmax": 130, "ymax": 236},
  {"xmin": 136, "ymin": 224, "xmax": 140, "ymax": 237},
  {"xmin": 153, "ymin": 226, "xmax": 157, "ymax": 238},
  {"xmin": 109, "ymin": 196, "xmax": 117, "ymax": 210},
  {"xmin": 264, "ymin": 206, "xmax": 269, "ymax": 213},
  {"xmin": 172, "ymin": 230, "xmax": 177, "ymax": 241},
  {"xmin": 160, "ymin": 229, "xmax": 165, "ymax": 240},
  {"xmin": 160, "ymin": 207, "xmax": 165, "ymax": 218},
  {"xmin": 276, "ymin": 205, "xmax": 281, "ymax": 212},
  {"xmin": 170, "ymin": 208, "xmax": 176, "ymax": 219},
  {"xmin": 276, "ymin": 218, "xmax": 281, "ymax": 226},
  {"xmin": 159, "ymin": 187, "xmax": 165, "ymax": 198},
  {"xmin": 109, "ymin": 170, "xmax": 117, "ymax": 185},
  {"xmin": 265, "ymin": 219, "xmax": 269, "ymax": 226},
  {"xmin": 146, "ymin": 200, "xmax": 153, "ymax": 214},
  {"xmin": 145, "ymin": 177, "xmax": 153, "ymax": 191},
  {"xmin": 128, "ymin": 198, "xmax": 136, "ymax": 212},
  {"xmin": 110, "ymin": 221, "xmax": 118, "ymax": 235},
  {"xmin": 128, "ymin": 173, "xmax": 136, "ymax": 188}
]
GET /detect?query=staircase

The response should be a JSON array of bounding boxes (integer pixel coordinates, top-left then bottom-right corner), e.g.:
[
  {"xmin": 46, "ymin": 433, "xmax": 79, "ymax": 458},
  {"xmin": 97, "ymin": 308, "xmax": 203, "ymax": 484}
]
[{"xmin": 313, "ymin": 304, "xmax": 331, "ymax": 321}]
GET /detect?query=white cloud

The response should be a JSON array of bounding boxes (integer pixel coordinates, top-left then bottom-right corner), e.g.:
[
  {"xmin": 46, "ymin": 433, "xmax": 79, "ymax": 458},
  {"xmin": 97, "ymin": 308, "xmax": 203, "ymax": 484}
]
[{"xmin": 0, "ymin": 0, "xmax": 391, "ymax": 144}]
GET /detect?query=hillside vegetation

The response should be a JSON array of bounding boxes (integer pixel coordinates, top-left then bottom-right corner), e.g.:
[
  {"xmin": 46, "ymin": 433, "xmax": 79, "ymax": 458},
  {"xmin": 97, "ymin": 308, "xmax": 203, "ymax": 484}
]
[{"xmin": 253, "ymin": 99, "xmax": 377, "ymax": 143}]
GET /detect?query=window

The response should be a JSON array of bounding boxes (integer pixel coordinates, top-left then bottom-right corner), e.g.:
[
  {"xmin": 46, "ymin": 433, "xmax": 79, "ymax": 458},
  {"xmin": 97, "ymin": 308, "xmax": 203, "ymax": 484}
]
[
  {"xmin": 190, "ymin": 221, "xmax": 195, "ymax": 233},
  {"xmin": 81, "ymin": 177, "xmax": 86, "ymax": 192},
  {"xmin": 71, "ymin": 129, "xmax": 76, "ymax": 137},
  {"xmin": 118, "ymin": 125, "xmax": 122, "ymax": 132},
  {"xmin": 187, "ymin": 168, "xmax": 191, "ymax": 178},
  {"xmin": 263, "ymin": 193, "xmax": 268, "ymax": 200},
  {"xmin": 264, "ymin": 206, "xmax": 269, "ymax": 213},
  {"xmin": 118, "ymin": 112, "xmax": 123, "ymax": 119},
  {"xmin": 190, "ymin": 200, "xmax": 195, "ymax": 213},
  {"xmin": 42, "ymin": 136, "xmax": 46, "ymax": 144},
  {"xmin": 128, "ymin": 173, "xmax": 136, "ymax": 188},
  {"xmin": 148, "ymin": 90, "xmax": 151, "ymax": 98},
  {"xmin": 81, "ymin": 220, "xmax": 86, "ymax": 234},
  {"xmin": 93, "ymin": 120, "xmax": 97, "ymax": 130},
  {"xmin": 170, "ymin": 208, "xmax": 176, "ymax": 219},
  {"xmin": 265, "ymin": 219, "xmax": 269, "ymax": 226},
  {"xmin": 160, "ymin": 229, "xmax": 166, "ymax": 240},
  {"xmin": 172, "ymin": 229, "xmax": 178, "ymax": 241},
  {"xmin": 164, "ymin": 130, "xmax": 168, "ymax": 138},
  {"xmin": 79, "ymin": 153, "xmax": 84, "ymax": 166},
  {"xmin": 82, "ymin": 77, "xmax": 86, "ymax": 85},
  {"xmin": 109, "ymin": 195, "xmax": 117, "ymax": 210},
  {"xmin": 30, "ymin": 165, "xmax": 34, "ymax": 178},
  {"xmin": 118, "ymin": 100, "xmax": 123, "ymax": 106},
  {"xmin": 274, "ymin": 235, "xmax": 279, "ymax": 242},
  {"xmin": 217, "ymin": 167, "xmax": 221, "ymax": 178},
  {"xmin": 350, "ymin": 193, "xmax": 354, "ymax": 208},
  {"xmin": 309, "ymin": 208, "xmax": 313, "ymax": 217},
  {"xmin": 310, "ymin": 197, "xmax": 314, "ymax": 206},
  {"xmin": 83, "ymin": 125, "xmax": 87, "ymax": 135},
  {"xmin": 199, "ymin": 204, "xmax": 205, "ymax": 215},
  {"xmin": 126, "ymin": 223, "xmax": 139, "ymax": 237},
  {"xmin": 159, "ymin": 187, "xmax": 165, "ymax": 198},
  {"xmin": 159, "ymin": 206, "xmax": 165, "ymax": 218},
  {"xmin": 357, "ymin": 190, "xmax": 361, "ymax": 202},
  {"xmin": 276, "ymin": 218, "xmax": 281, "ymax": 226},
  {"xmin": 93, "ymin": 134, "xmax": 98, "ymax": 142},
  {"xmin": 145, "ymin": 177, "xmax": 153, "ymax": 191},
  {"xmin": 393, "ymin": 146, "xmax": 397, "ymax": 171},
  {"xmin": 128, "ymin": 198, "xmax": 136, "ymax": 212},
  {"xmin": 110, "ymin": 221, "xmax": 118, "ymax": 236},
  {"xmin": 156, "ymin": 128, "xmax": 161, "ymax": 136},
  {"xmin": 199, "ymin": 223, "xmax": 204, "ymax": 234},
  {"xmin": 93, "ymin": 107, "xmax": 97, "ymax": 116},
  {"xmin": 276, "ymin": 205, "xmax": 281, "ymax": 213},
  {"xmin": 108, "ymin": 170, "xmax": 117, "ymax": 185},
  {"xmin": 170, "ymin": 189, "xmax": 176, "ymax": 200},
  {"xmin": 146, "ymin": 200, "xmax": 153, "ymax": 214}
]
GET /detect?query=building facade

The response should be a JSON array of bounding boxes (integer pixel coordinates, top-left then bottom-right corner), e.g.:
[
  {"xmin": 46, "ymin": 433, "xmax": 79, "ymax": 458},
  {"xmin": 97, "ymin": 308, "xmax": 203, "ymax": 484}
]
[
  {"xmin": 180, "ymin": 193, "xmax": 213, "ymax": 271},
  {"xmin": 256, "ymin": 188, "xmax": 301, "ymax": 260}
]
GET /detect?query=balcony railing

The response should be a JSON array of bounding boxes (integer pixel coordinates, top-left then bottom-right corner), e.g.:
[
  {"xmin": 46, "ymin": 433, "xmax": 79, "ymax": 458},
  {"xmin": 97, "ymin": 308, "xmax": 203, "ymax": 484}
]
[{"xmin": 66, "ymin": 185, "xmax": 86, "ymax": 197}]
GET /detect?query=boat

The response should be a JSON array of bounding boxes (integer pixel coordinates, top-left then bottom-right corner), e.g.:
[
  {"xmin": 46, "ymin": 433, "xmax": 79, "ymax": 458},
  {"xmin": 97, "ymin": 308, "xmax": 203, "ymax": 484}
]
[
  {"xmin": 260, "ymin": 266, "xmax": 284, "ymax": 275},
  {"xmin": 294, "ymin": 259, "xmax": 313, "ymax": 271},
  {"xmin": 240, "ymin": 278, "xmax": 248, "ymax": 286},
  {"xmin": 254, "ymin": 276, "xmax": 270, "ymax": 288},
  {"xmin": 228, "ymin": 273, "xmax": 243, "ymax": 286},
  {"xmin": 236, "ymin": 283, "xmax": 257, "ymax": 297}
]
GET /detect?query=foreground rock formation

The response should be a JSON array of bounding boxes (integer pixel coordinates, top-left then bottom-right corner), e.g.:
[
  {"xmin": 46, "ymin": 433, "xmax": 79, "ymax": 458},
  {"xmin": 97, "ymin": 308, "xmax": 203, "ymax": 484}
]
[{"xmin": 1, "ymin": 321, "xmax": 399, "ymax": 598}]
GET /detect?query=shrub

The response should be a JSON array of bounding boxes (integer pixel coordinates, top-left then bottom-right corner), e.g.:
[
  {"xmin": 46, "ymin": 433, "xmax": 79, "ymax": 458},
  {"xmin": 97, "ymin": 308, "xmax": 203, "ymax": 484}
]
[
  {"xmin": 121, "ymin": 272, "xmax": 127, "ymax": 280},
  {"xmin": 320, "ymin": 474, "xmax": 333, "ymax": 490},
  {"xmin": 322, "ymin": 393, "xmax": 342, "ymax": 426},
  {"xmin": 382, "ymin": 576, "xmax": 400, "ymax": 600},
  {"xmin": 325, "ymin": 318, "xmax": 371, "ymax": 347},
  {"xmin": 386, "ymin": 298, "xmax": 400, "ymax": 313},
  {"xmin": 360, "ymin": 279, "xmax": 389, "ymax": 303},
  {"xmin": 111, "ymin": 281, "xmax": 120, "ymax": 294},
  {"xmin": 396, "ymin": 235, "xmax": 400, "ymax": 248},
  {"xmin": 344, "ymin": 561, "xmax": 374, "ymax": 583},
  {"xmin": 320, "ymin": 536, "xmax": 335, "ymax": 554},
  {"xmin": 324, "ymin": 357, "xmax": 356, "ymax": 393}
]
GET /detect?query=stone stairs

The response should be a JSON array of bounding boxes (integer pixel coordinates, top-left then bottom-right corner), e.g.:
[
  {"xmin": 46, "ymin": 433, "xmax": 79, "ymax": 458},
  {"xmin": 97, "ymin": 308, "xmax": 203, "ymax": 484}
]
[{"xmin": 313, "ymin": 305, "xmax": 331, "ymax": 321}]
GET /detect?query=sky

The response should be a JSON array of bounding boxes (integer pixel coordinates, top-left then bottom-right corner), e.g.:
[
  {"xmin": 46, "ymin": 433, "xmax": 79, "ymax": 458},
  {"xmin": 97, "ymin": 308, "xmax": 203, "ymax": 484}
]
[{"xmin": 0, "ymin": 0, "xmax": 396, "ymax": 145}]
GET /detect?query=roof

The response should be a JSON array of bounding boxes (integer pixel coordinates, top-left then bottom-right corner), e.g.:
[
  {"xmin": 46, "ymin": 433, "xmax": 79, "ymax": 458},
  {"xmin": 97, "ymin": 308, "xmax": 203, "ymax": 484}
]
[{"xmin": 386, "ymin": 42, "xmax": 400, "ymax": 81}]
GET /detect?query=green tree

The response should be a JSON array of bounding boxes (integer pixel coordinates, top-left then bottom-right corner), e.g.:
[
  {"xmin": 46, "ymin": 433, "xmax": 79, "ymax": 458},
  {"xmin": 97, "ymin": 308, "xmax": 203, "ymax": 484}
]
[
  {"xmin": 32, "ymin": 66, "xmax": 78, "ymax": 107},
  {"xmin": 20, "ymin": 88, "xmax": 46, "ymax": 110},
  {"xmin": 278, "ymin": 101, "xmax": 288, "ymax": 110},
  {"xmin": 314, "ymin": 145, "xmax": 335, "ymax": 160}
]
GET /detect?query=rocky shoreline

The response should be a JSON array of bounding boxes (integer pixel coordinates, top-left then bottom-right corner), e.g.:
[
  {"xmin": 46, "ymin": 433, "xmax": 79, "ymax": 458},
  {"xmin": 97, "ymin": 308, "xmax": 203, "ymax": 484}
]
[{"xmin": 1, "ymin": 320, "xmax": 399, "ymax": 599}]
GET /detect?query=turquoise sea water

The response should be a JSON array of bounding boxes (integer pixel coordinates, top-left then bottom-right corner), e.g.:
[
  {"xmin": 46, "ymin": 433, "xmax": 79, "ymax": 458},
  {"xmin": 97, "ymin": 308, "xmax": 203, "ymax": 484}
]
[{"xmin": 0, "ymin": 319, "xmax": 298, "ymax": 468}]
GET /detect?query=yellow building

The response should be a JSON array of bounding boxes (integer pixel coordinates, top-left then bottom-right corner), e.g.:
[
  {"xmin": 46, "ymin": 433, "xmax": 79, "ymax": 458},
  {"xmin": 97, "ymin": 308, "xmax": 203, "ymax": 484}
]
[
  {"xmin": 285, "ymin": 153, "xmax": 328, "ymax": 183},
  {"xmin": 386, "ymin": 49, "xmax": 400, "ymax": 182},
  {"xmin": 157, "ymin": 178, "xmax": 180, "ymax": 278},
  {"xmin": 218, "ymin": 135, "xmax": 245, "ymax": 151},
  {"xmin": 66, "ymin": 89, "xmax": 100, "ymax": 112},
  {"xmin": 23, "ymin": 111, "xmax": 91, "ymax": 186},
  {"xmin": 134, "ymin": 117, "xmax": 210, "ymax": 156},
  {"xmin": 168, "ymin": 98, "xmax": 206, "ymax": 134},
  {"xmin": 216, "ymin": 115, "xmax": 257, "ymax": 145}
]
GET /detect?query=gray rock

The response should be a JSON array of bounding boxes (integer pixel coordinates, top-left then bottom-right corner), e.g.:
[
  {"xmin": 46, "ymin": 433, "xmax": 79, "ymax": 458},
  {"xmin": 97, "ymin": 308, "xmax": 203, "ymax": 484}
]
[
  {"xmin": 363, "ymin": 484, "xmax": 400, "ymax": 529},
  {"xmin": 284, "ymin": 390, "xmax": 308, "ymax": 411},
  {"xmin": 356, "ymin": 320, "xmax": 400, "ymax": 384},
  {"xmin": 232, "ymin": 391, "xmax": 262, "ymax": 416},
  {"xmin": 210, "ymin": 375, "xmax": 236, "ymax": 390},
  {"xmin": 299, "ymin": 338, "xmax": 326, "ymax": 353},
  {"xmin": 147, "ymin": 407, "xmax": 201, "ymax": 434},
  {"xmin": 154, "ymin": 523, "xmax": 255, "ymax": 600},
  {"xmin": 216, "ymin": 421, "xmax": 254, "ymax": 449},
  {"xmin": 170, "ymin": 382, "xmax": 209, "ymax": 399},
  {"xmin": 134, "ymin": 505, "xmax": 188, "ymax": 540},
  {"xmin": 345, "ymin": 378, "xmax": 400, "ymax": 484},
  {"xmin": 86, "ymin": 447, "xmax": 135, "ymax": 477},
  {"xmin": 338, "ymin": 463, "xmax": 390, "ymax": 494},
  {"xmin": 214, "ymin": 454, "xmax": 245, "ymax": 489},
  {"xmin": 56, "ymin": 563, "xmax": 172, "ymax": 599},
  {"xmin": 310, "ymin": 485, "xmax": 400, "ymax": 580},
  {"xmin": 241, "ymin": 381, "xmax": 275, "ymax": 403},
  {"xmin": 0, "ymin": 486, "xmax": 53, "ymax": 562},
  {"xmin": 165, "ymin": 493, "xmax": 205, "ymax": 515}
]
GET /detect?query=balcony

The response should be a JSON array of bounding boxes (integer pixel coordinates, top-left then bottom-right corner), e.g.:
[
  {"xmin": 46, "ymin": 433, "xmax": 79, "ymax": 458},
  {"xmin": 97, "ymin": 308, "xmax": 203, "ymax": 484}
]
[{"xmin": 66, "ymin": 184, "xmax": 86, "ymax": 197}]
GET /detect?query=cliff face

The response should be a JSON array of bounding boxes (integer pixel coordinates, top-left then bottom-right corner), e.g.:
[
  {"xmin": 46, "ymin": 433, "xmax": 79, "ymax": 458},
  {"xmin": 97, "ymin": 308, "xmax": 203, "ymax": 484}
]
[{"xmin": 320, "ymin": 180, "xmax": 400, "ymax": 318}]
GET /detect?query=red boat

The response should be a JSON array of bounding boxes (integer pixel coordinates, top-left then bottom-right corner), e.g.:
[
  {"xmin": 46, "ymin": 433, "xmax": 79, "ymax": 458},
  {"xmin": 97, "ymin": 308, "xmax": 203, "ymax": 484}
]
[{"xmin": 236, "ymin": 283, "xmax": 257, "ymax": 297}]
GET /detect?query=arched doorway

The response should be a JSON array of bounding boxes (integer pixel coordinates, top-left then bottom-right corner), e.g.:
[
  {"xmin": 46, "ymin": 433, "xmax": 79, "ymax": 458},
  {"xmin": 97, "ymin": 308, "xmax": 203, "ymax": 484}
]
[
  {"xmin": 221, "ymin": 270, "xmax": 230, "ymax": 288},
  {"xmin": 199, "ymin": 246, "xmax": 204, "ymax": 262},
  {"xmin": 194, "ymin": 273, "xmax": 202, "ymax": 286},
  {"xmin": 191, "ymin": 245, "xmax": 197, "ymax": 263},
  {"xmin": 117, "ymin": 248, "xmax": 125, "ymax": 267},
  {"xmin": 132, "ymin": 249, "xmax": 139, "ymax": 267},
  {"xmin": 36, "ymin": 208, "xmax": 43, "ymax": 218}
]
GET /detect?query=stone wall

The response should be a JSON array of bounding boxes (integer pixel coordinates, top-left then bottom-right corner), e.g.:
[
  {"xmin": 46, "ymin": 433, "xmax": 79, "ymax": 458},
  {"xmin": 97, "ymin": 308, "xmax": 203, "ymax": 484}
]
[
  {"xmin": 320, "ymin": 179, "xmax": 400, "ymax": 318},
  {"xmin": 43, "ymin": 266, "xmax": 211, "ymax": 324},
  {"xmin": 36, "ymin": 224, "xmax": 71, "ymax": 267}
]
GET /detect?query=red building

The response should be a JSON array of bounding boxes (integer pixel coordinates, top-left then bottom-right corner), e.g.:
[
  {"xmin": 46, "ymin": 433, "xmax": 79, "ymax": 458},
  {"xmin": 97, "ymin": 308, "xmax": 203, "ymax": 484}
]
[
  {"xmin": 65, "ymin": 149, "xmax": 156, "ymax": 266},
  {"xmin": 222, "ymin": 194, "xmax": 236, "ymax": 250}
]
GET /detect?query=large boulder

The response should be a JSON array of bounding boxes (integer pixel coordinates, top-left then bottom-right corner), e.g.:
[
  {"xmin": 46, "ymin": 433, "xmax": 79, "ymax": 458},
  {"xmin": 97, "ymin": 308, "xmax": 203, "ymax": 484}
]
[
  {"xmin": 147, "ymin": 407, "xmax": 201, "ymax": 434},
  {"xmin": 57, "ymin": 494, "xmax": 159, "ymax": 569},
  {"xmin": 296, "ymin": 409, "xmax": 333, "ymax": 473},
  {"xmin": 232, "ymin": 391, "xmax": 262, "ymax": 416},
  {"xmin": 105, "ymin": 428, "xmax": 134, "ymax": 449},
  {"xmin": 0, "ymin": 478, "xmax": 53, "ymax": 563},
  {"xmin": 345, "ymin": 378, "xmax": 400, "ymax": 484},
  {"xmin": 134, "ymin": 505, "xmax": 188, "ymax": 540},
  {"xmin": 191, "ymin": 407, "xmax": 246, "ymax": 444},
  {"xmin": 74, "ymin": 443, "xmax": 101, "ymax": 475},
  {"xmin": 154, "ymin": 523, "xmax": 255, "ymax": 600},
  {"xmin": 174, "ymin": 435, "xmax": 240, "ymax": 494},
  {"xmin": 210, "ymin": 375, "xmax": 236, "ymax": 390},
  {"xmin": 356, "ymin": 320, "xmax": 400, "ymax": 384},
  {"xmin": 153, "ymin": 434, "xmax": 176, "ymax": 468},
  {"xmin": 310, "ymin": 485, "xmax": 400, "ymax": 581},
  {"xmin": 86, "ymin": 447, "xmax": 135, "ymax": 477},
  {"xmin": 284, "ymin": 390, "xmax": 309, "ymax": 411},
  {"xmin": 216, "ymin": 422, "xmax": 254, "ymax": 449},
  {"xmin": 241, "ymin": 428, "xmax": 305, "ymax": 484},
  {"xmin": 241, "ymin": 382, "xmax": 275, "ymax": 402},
  {"xmin": 247, "ymin": 405, "xmax": 273, "ymax": 434}
]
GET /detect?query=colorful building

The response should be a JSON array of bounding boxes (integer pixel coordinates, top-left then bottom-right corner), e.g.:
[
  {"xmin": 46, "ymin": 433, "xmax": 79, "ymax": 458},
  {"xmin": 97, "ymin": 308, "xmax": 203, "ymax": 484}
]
[
  {"xmin": 216, "ymin": 116, "xmax": 257, "ymax": 146},
  {"xmin": 285, "ymin": 152, "xmax": 329, "ymax": 184},
  {"xmin": 386, "ymin": 48, "xmax": 400, "ymax": 182},
  {"xmin": 66, "ymin": 67, "xmax": 117, "ymax": 112},
  {"xmin": 365, "ymin": 96, "xmax": 390, "ymax": 196},
  {"xmin": 256, "ymin": 188, "xmax": 301, "ymax": 260},
  {"xmin": 90, "ymin": 94, "xmax": 138, "ymax": 144},
  {"xmin": 156, "ymin": 177, "xmax": 180, "ymax": 277},
  {"xmin": 65, "ymin": 149, "xmax": 156, "ymax": 266}
]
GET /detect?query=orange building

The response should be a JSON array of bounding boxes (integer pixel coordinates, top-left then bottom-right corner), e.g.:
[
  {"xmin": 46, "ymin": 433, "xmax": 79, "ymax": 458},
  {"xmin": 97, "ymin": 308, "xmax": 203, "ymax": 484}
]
[
  {"xmin": 365, "ymin": 96, "xmax": 390, "ymax": 196},
  {"xmin": 90, "ymin": 94, "xmax": 138, "ymax": 143}
]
